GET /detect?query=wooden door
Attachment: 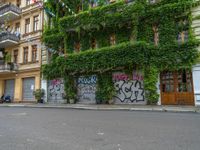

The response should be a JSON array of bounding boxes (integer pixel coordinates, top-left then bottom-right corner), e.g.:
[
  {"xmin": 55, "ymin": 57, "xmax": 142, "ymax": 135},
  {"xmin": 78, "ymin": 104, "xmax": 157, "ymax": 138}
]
[
  {"xmin": 161, "ymin": 71, "xmax": 176, "ymax": 105},
  {"xmin": 175, "ymin": 70, "xmax": 194, "ymax": 105},
  {"xmin": 160, "ymin": 70, "xmax": 194, "ymax": 105}
]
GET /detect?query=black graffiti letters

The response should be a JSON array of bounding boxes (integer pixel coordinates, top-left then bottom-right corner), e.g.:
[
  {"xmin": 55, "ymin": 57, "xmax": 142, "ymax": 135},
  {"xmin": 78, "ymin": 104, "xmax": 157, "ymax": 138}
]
[{"xmin": 114, "ymin": 80, "xmax": 145, "ymax": 103}]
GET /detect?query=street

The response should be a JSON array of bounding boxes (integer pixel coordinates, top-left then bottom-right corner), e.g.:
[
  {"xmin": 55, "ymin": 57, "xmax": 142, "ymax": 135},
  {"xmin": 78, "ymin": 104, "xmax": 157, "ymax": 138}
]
[{"xmin": 0, "ymin": 107, "xmax": 199, "ymax": 150}]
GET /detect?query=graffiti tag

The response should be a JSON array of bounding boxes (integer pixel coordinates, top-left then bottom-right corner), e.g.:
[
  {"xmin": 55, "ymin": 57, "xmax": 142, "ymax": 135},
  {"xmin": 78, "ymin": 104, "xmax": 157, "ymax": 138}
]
[
  {"xmin": 114, "ymin": 80, "xmax": 145, "ymax": 103},
  {"xmin": 113, "ymin": 72, "xmax": 145, "ymax": 104},
  {"xmin": 133, "ymin": 73, "xmax": 144, "ymax": 81},
  {"xmin": 48, "ymin": 79, "xmax": 65, "ymax": 100},
  {"xmin": 77, "ymin": 75, "xmax": 97, "ymax": 103},
  {"xmin": 77, "ymin": 75, "xmax": 97, "ymax": 84},
  {"xmin": 113, "ymin": 73, "xmax": 129, "ymax": 81}
]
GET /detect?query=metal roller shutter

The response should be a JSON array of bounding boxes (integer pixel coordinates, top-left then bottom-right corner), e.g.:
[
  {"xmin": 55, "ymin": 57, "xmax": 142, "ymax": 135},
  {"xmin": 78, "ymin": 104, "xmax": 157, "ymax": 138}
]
[
  {"xmin": 23, "ymin": 77, "xmax": 35, "ymax": 101},
  {"xmin": 5, "ymin": 79, "xmax": 15, "ymax": 101}
]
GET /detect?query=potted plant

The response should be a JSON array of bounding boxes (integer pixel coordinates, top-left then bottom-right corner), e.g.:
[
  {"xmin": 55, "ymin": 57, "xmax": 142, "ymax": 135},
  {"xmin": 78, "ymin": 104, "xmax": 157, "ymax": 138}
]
[
  {"xmin": 33, "ymin": 89, "xmax": 45, "ymax": 103},
  {"xmin": 4, "ymin": 53, "xmax": 11, "ymax": 64},
  {"xmin": 68, "ymin": 92, "xmax": 76, "ymax": 104}
]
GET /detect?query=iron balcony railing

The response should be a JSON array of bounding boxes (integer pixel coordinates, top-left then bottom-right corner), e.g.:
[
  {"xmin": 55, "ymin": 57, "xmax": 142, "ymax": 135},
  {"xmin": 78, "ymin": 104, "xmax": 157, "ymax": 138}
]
[
  {"xmin": 0, "ymin": 31, "xmax": 20, "ymax": 43},
  {"xmin": 0, "ymin": 3, "xmax": 21, "ymax": 18},
  {"xmin": 0, "ymin": 62, "xmax": 18, "ymax": 72}
]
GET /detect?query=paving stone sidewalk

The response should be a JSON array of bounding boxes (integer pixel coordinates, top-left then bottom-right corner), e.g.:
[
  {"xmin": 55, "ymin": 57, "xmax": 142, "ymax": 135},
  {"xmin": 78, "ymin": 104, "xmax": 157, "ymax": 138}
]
[{"xmin": 0, "ymin": 103, "xmax": 199, "ymax": 113}]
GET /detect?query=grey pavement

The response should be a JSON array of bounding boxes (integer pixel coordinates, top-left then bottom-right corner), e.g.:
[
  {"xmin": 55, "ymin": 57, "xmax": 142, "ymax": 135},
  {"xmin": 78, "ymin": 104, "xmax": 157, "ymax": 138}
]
[
  {"xmin": 0, "ymin": 107, "xmax": 200, "ymax": 150},
  {"xmin": 0, "ymin": 103, "xmax": 200, "ymax": 113}
]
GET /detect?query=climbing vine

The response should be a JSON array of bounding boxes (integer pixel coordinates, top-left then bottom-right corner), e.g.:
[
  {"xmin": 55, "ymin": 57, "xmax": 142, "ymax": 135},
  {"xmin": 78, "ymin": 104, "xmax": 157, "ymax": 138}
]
[{"xmin": 42, "ymin": 0, "xmax": 200, "ymax": 104}]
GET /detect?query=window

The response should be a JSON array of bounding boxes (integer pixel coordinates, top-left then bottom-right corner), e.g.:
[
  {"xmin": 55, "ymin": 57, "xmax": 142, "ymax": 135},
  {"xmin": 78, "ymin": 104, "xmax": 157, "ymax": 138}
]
[
  {"xmin": 33, "ymin": 15, "xmax": 39, "ymax": 32},
  {"xmin": 109, "ymin": 0, "xmax": 116, "ymax": 3},
  {"xmin": 16, "ymin": 0, "xmax": 21, "ymax": 7},
  {"xmin": 152, "ymin": 25, "xmax": 159, "ymax": 46},
  {"xmin": 23, "ymin": 47, "xmax": 28, "ymax": 64},
  {"xmin": 177, "ymin": 19, "xmax": 189, "ymax": 44},
  {"xmin": 178, "ymin": 31, "xmax": 188, "ymax": 44},
  {"xmin": 77, "ymin": 5, "xmax": 82, "ymax": 13},
  {"xmin": 178, "ymin": 70, "xmax": 192, "ymax": 92},
  {"xmin": 13, "ymin": 50, "xmax": 18, "ymax": 63},
  {"xmin": 161, "ymin": 70, "xmax": 193, "ymax": 93},
  {"xmin": 90, "ymin": 0, "xmax": 98, "ymax": 8},
  {"xmin": 25, "ymin": 18, "xmax": 30, "ymax": 34},
  {"xmin": 125, "ymin": 0, "xmax": 134, "ymax": 3},
  {"xmin": 149, "ymin": 0, "xmax": 158, "ymax": 4},
  {"xmin": 91, "ymin": 38, "xmax": 97, "ymax": 49},
  {"xmin": 74, "ymin": 42, "xmax": 81, "ymax": 52},
  {"xmin": 110, "ymin": 34, "xmax": 116, "ymax": 45},
  {"xmin": 161, "ymin": 71, "xmax": 174, "ymax": 93},
  {"xmin": 32, "ymin": 45, "xmax": 37, "ymax": 62},
  {"xmin": 26, "ymin": 0, "xmax": 30, "ymax": 6},
  {"xmin": 15, "ymin": 22, "xmax": 20, "ymax": 33}
]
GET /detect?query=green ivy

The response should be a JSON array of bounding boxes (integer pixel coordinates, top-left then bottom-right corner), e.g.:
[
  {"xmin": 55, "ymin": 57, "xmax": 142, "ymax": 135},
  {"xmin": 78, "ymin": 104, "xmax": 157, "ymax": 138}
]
[
  {"xmin": 42, "ymin": 40, "xmax": 199, "ymax": 77},
  {"xmin": 64, "ymin": 75, "xmax": 77, "ymax": 102},
  {"xmin": 96, "ymin": 72, "xmax": 115, "ymax": 104},
  {"xmin": 144, "ymin": 66, "xmax": 159, "ymax": 105},
  {"xmin": 42, "ymin": 0, "xmax": 200, "ymax": 104}
]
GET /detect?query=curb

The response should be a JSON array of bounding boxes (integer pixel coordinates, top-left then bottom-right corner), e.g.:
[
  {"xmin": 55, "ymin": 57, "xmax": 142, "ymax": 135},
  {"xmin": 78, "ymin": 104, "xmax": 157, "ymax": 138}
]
[{"xmin": 0, "ymin": 104, "xmax": 199, "ymax": 113}]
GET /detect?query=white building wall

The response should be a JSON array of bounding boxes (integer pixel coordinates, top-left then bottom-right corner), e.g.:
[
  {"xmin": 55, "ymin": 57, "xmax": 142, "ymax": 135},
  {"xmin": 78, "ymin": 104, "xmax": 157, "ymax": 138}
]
[
  {"xmin": 192, "ymin": 65, "xmax": 200, "ymax": 106},
  {"xmin": 41, "ymin": 79, "xmax": 48, "ymax": 103},
  {"xmin": 192, "ymin": 4, "xmax": 200, "ymax": 106}
]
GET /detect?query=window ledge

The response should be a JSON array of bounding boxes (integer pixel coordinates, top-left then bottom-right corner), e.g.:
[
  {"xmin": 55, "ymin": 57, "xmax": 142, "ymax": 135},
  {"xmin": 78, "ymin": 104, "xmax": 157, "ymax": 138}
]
[{"xmin": 19, "ymin": 61, "xmax": 39, "ymax": 65}]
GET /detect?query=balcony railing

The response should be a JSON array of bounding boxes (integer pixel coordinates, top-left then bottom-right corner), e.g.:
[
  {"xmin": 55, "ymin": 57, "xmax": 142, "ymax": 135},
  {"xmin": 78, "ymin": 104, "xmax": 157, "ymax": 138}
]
[
  {"xmin": 0, "ymin": 32, "xmax": 20, "ymax": 48},
  {"xmin": 0, "ymin": 3, "xmax": 21, "ymax": 23},
  {"xmin": 0, "ymin": 62, "xmax": 18, "ymax": 73}
]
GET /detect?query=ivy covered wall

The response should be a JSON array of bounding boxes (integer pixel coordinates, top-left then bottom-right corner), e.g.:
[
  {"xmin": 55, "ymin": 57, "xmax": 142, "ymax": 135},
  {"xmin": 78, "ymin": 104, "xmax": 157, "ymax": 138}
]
[{"xmin": 42, "ymin": 0, "xmax": 200, "ymax": 104}]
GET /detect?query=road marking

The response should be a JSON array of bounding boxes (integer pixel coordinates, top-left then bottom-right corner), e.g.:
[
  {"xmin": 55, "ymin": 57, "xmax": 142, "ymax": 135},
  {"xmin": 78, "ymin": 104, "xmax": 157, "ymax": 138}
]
[
  {"xmin": 26, "ymin": 138, "xmax": 34, "ymax": 142},
  {"xmin": 118, "ymin": 144, "xmax": 121, "ymax": 150},
  {"xmin": 11, "ymin": 112, "xmax": 27, "ymax": 116}
]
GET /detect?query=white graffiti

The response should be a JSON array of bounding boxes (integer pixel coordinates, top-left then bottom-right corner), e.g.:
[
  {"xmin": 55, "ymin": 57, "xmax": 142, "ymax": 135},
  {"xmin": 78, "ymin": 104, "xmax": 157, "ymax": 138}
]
[
  {"xmin": 77, "ymin": 75, "xmax": 97, "ymax": 103},
  {"xmin": 48, "ymin": 79, "xmax": 65, "ymax": 100},
  {"xmin": 114, "ymin": 80, "xmax": 145, "ymax": 104},
  {"xmin": 78, "ymin": 75, "xmax": 97, "ymax": 84},
  {"xmin": 77, "ymin": 84, "xmax": 96, "ymax": 103}
]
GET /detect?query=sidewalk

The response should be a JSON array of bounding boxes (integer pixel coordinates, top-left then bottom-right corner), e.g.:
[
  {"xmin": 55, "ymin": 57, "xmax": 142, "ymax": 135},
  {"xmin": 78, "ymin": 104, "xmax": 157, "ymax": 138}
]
[{"xmin": 0, "ymin": 103, "xmax": 199, "ymax": 113}]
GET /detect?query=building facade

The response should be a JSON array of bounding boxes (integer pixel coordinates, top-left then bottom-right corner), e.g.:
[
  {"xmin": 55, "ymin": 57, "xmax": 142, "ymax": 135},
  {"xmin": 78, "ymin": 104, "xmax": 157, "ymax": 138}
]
[
  {"xmin": 0, "ymin": 0, "xmax": 43, "ymax": 102},
  {"xmin": 41, "ymin": 0, "xmax": 200, "ymax": 106}
]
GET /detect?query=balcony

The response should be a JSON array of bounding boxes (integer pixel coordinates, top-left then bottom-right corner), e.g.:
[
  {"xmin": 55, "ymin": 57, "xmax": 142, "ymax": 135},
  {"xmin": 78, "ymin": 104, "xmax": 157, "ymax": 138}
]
[
  {"xmin": 0, "ymin": 62, "xmax": 18, "ymax": 73},
  {"xmin": 0, "ymin": 3, "xmax": 21, "ymax": 23},
  {"xmin": 0, "ymin": 32, "xmax": 20, "ymax": 48}
]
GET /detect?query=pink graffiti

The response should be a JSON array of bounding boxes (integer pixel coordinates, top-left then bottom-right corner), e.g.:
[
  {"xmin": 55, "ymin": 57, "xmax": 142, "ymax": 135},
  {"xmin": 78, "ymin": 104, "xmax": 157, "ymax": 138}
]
[
  {"xmin": 113, "ymin": 74, "xmax": 129, "ymax": 81},
  {"xmin": 133, "ymin": 73, "xmax": 143, "ymax": 81},
  {"xmin": 52, "ymin": 79, "xmax": 61, "ymax": 86}
]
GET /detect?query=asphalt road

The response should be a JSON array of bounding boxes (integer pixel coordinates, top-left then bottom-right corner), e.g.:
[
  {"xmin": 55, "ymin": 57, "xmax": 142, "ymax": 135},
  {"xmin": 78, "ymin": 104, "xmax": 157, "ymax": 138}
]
[{"xmin": 0, "ymin": 107, "xmax": 199, "ymax": 150}]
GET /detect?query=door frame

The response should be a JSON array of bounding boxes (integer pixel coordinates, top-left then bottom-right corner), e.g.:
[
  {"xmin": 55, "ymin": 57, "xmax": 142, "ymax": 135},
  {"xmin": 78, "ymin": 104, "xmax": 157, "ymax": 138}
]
[{"xmin": 160, "ymin": 70, "xmax": 194, "ymax": 105}]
